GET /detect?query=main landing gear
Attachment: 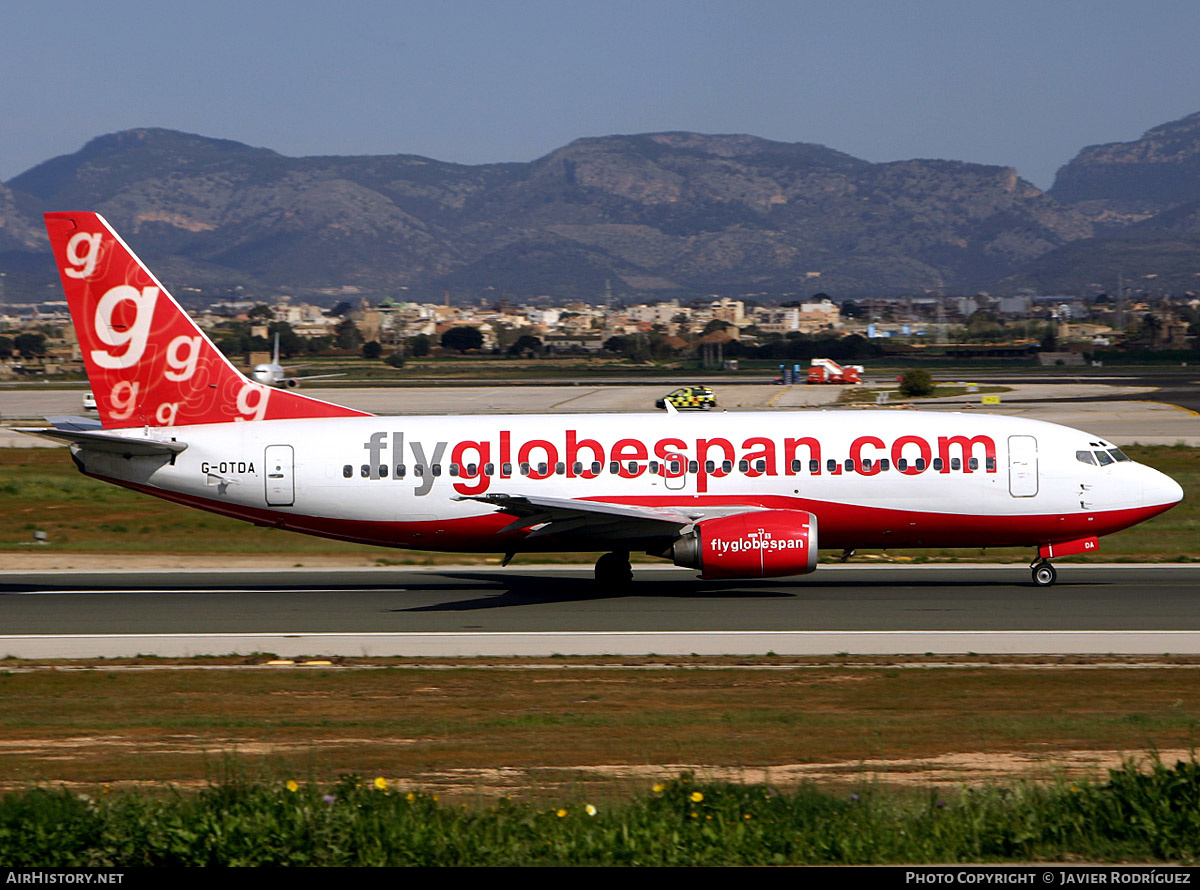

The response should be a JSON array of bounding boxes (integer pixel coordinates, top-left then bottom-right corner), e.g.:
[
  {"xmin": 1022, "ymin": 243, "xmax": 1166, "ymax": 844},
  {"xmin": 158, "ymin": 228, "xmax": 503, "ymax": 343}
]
[
  {"xmin": 1030, "ymin": 559, "xmax": 1057, "ymax": 587},
  {"xmin": 595, "ymin": 551, "xmax": 633, "ymax": 588}
]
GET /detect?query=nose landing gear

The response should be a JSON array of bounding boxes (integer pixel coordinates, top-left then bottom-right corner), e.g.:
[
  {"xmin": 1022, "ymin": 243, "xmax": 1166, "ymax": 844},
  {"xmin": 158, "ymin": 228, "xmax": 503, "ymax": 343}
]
[{"xmin": 1030, "ymin": 559, "xmax": 1057, "ymax": 587}]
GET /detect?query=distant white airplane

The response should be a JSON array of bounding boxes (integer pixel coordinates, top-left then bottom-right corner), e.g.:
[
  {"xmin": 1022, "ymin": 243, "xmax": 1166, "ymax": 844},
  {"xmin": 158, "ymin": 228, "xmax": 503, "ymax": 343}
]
[
  {"xmin": 22, "ymin": 212, "xmax": 1184, "ymax": 587},
  {"xmin": 250, "ymin": 332, "xmax": 343, "ymax": 388}
]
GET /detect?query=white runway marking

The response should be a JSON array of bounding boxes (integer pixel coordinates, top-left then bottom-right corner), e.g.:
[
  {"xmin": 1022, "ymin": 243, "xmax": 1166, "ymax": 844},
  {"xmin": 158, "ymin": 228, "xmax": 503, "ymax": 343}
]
[{"xmin": 4, "ymin": 629, "xmax": 1200, "ymax": 659}]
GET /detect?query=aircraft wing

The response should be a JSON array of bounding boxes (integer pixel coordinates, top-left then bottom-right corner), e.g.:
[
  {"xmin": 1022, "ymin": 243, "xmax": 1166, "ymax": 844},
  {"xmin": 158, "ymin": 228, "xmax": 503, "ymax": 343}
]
[
  {"xmin": 288, "ymin": 373, "xmax": 346, "ymax": 382},
  {"xmin": 454, "ymin": 492, "xmax": 763, "ymax": 542}
]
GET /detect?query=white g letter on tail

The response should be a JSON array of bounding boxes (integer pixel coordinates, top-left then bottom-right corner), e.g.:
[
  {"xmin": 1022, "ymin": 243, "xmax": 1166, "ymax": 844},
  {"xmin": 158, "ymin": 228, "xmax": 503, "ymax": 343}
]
[
  {"xmin": 64, "ymin": 232, "xmax": 102, "ymax": 279},
  {"xmin": 91, "ymin": 286, "xmax": 159, "ymax": 369},
  {"xmin": 236, "ymin": 382, "xmax": 269, "ymax": 421},
  {"xmin": 164, "ymin": 335, "xmax": 202, "ymax": 381},
  {"xmin": 154, "ymin": 402, "xmax": 180, "ymax": 426},
  {"xmin": 109, "ymin": 381, "xmax": 140, "ymax": 421}
]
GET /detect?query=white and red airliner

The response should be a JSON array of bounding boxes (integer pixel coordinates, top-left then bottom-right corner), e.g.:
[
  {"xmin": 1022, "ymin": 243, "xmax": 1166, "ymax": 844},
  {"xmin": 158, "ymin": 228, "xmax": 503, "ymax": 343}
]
[{"xmin": 23, "ymin": 212, "xmax": 1183, "ymax": 586}]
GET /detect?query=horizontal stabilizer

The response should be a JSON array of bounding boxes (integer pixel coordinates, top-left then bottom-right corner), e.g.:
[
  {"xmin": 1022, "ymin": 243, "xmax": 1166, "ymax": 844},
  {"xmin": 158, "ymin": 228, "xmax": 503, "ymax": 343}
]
[
  {"xmin": 43, "ymin": 415, "xmax": 104, "ymax": 432},
  {"xmin": 15, "ymin": 426, "xmax": 187, "ymax": 457}
]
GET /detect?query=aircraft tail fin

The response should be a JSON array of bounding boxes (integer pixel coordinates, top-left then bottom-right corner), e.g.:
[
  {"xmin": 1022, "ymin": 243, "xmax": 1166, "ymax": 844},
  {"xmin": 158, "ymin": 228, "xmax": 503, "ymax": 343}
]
[{"xmin": 44, "ymin": 212, "xmax": 370, "ymax": 428}]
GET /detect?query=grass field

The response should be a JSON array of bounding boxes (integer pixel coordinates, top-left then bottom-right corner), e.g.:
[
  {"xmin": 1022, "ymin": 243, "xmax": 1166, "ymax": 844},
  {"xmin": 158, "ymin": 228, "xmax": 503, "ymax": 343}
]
[
  {"xmin": 0, "ymin": 445, "xmax": 1194, "ymax": 563},
  {"xmin": 1, "ymin": 661, "xmax": 1198, "ymax": 796}
]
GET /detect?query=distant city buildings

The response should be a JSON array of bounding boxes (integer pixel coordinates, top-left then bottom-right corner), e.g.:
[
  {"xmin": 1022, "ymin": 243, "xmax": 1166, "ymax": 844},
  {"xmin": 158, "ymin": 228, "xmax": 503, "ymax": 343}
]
[{"xmin": 1, "ymin": 286, "xmax": 1195, "ymax": 378}]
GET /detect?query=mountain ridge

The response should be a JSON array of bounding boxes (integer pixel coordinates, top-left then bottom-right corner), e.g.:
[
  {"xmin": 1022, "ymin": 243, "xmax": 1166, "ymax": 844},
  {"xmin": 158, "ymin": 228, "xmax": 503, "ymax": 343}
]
[{"xmin": 3, "ymin": 118, "xmax": 1198, "ymax": 302}]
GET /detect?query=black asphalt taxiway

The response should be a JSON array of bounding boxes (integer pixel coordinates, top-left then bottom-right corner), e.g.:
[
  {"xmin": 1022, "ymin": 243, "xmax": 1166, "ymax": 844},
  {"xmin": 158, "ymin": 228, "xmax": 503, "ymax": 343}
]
[{"xmin": 1, "ymin": 564, "xmax": 1198, "ymax": 658}]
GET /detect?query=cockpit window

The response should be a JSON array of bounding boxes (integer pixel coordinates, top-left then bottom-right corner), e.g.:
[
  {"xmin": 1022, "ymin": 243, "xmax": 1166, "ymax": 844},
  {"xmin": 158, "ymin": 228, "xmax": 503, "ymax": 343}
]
[
  {"xmin": 1108, "ymin": 448, "xmax": 1131, "ymax": 462},
  {"xmin": 1076, "ymin": 450, "xmax": 1097, "ymax": 466},
  {"xmin": 1094, "ymin": 450, "xmax": 1114, "ymax": 466}
]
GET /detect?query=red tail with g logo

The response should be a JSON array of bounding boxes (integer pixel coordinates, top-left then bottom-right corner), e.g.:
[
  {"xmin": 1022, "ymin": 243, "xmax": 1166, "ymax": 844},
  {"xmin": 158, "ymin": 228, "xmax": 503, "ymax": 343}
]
[{"xmin": 45, "ymin": 212, "xmax": 369, "ymax": 428}]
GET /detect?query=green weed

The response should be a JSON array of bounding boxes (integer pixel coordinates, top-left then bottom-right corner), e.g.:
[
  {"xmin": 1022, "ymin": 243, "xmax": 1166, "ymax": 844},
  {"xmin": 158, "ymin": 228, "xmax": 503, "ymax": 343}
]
[{"xmin": 3, "ymin": 759, "xmax": 1199, "ymax": 865}]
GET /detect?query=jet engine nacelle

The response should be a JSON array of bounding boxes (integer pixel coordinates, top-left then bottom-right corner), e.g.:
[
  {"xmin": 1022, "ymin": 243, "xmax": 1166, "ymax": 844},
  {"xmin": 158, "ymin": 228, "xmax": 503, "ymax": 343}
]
[{"xmin": 669, "ymin": 509, "xmax": 819, "ymax": 579}]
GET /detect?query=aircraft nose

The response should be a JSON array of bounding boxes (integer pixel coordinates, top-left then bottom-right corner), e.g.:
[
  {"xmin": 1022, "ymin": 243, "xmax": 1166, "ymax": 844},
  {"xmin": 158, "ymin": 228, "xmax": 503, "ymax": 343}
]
[{"xmin": 1144, "ymin": 468, "xmax": 1184, "ymax": 509}]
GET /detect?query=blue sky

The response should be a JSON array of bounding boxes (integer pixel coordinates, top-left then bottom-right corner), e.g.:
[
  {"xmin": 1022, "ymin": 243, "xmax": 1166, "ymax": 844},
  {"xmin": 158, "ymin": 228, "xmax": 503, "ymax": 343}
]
[{"xmin": 3, "ymin": 1, "xmax": 1199, "ymax": 189}]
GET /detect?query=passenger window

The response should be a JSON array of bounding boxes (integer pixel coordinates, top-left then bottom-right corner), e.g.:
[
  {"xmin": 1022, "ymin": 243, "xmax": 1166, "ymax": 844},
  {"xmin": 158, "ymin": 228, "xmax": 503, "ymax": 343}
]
[
  {"xmin": 879, "ymin": 459, "xmax": 890, "ymax": 472},
  {"xmin": 572, "ymin": 461, "xmax": 583, "ymax": 474},
  {"xmin": 827, "ymin": 459, "xmax": 837, "ymax": 472},
  {"xmin": 790, "ymin": 459, "xmax": 801, "ymax": 473},
  {"xmin": 706, "ymin": 460, "xmax": 716, "ymax": 473},
  {"xmin": 916, "ymin": 458, "xmax": 927, "ymax": 471},
  {"xmin": 986, "ymin": 458, "xmax": 996, "ymax": 470},
  {"xmin": 897, "ymin": 458, "xmax": 908, "ymax": 471},
  {"xmin": 754, "ymin": 460, "xmax": 765, "ymax": 472},
  {"xmin": 809, "ymin": 459, "xmax": 819, "ymax": 473},
  {"xmin": 414, "ymin": 464, "xmax": 424, "ymax": 477},
  {"xmin": 932, "ymin": 458, "xmax": 943, "ymax": 471},
  {"xmin": 395, "ymin": 464, "xmax": 406, "ymax": 478},
  {"xmin": 484, "ymin": 463, "xmax": 494, "ymax": 475},
  {"xmin": 967, "ymin": 458, "xmax": 978, "ymax": 470},
  {"xmin": 342, "ymin": 465, "xmax": 352, "ymax": 478},
  {"xmin": 520, "ymin": 462, "xmax": 530, "ymax": 476},
  {"xmin": 432, "ymin": 464, "xmax": 442, "ymax": 476},
  {"xmin": 591, "ymin": 461, "xmax": 601, "ymax": 474},
  {"xmin": 649, "ymin": 460, "xmax": 660, "ymax": 474},
  {"xmin": 950, "ymin": 458, "xmax": 961, "ymax": 471},
  {"xmin": 555, "ymin": 462, "xmax": 565, "ymax": 475},
  {"xmin": 537, "ymin": 462, "xmax": 547, "ymax": 476},
  {"xmin": 609, "ymin": 461, "xmax": 620, "ymax": 474},
  {"xmin": 739, "ymin": 460, "xmax": 749, "ymax": 472},
  {"xmin": 722, "ymin": 460, "xmax": 733, "ymax": 473},
  {"xmin": 862, "ymin": 459, "xmax": 873, "ymax": 472},
  {"xmin": 379, "ymin": 465, "xmax": 388, "ymax": 478},
  {"xmin": 689, "ymin": 460, "xmax": 699, "ymax": 474},
  {"xmin": 844, "ymin": 458, "xmax": 854, "ymax": 471},
  {"xmin": 502, "ymin": 462, "xmax": 512, "ymax": 475},
  {"xmin": 467, "ymin": 463, "xmax": 478, "ymax": 476},
  {"xmin": 626, "ymin": 461, "xmax": 638, "ymax": 474},
  {"xmin": 360, "ymin": 465, "xmax": 370, "ymax": 478},
  {"xmin": 449, "ymin": 464, "xmax": 460, "ymax": 477}
]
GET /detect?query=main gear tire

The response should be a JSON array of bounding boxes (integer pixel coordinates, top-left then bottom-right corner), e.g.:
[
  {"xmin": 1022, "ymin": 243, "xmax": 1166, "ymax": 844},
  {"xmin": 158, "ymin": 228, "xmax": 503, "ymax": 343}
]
[{"xmin": 595, "ymin": 551, "xmax": 633, "ymax": 588}]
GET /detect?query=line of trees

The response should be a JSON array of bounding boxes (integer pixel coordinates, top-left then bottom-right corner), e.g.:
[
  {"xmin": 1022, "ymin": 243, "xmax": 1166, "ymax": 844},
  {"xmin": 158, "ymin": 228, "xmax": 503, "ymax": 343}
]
[{"xmin": 0, "ymin": 332, "xmax": 49, "ymax": 358}]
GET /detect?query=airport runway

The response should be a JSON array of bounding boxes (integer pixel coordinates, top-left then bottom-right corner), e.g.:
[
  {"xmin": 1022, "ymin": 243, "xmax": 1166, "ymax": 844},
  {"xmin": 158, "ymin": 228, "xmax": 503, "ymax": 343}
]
[{"xmin": 2, "ymin": 564, "xmax": 1198, "ymax": 658}]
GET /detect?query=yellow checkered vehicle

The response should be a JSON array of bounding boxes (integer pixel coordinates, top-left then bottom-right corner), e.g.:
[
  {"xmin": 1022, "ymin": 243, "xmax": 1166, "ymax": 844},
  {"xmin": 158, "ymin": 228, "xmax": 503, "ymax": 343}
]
[{"xmin": 655, "ymin": 385, "xmax": 716, "ymax": 410}]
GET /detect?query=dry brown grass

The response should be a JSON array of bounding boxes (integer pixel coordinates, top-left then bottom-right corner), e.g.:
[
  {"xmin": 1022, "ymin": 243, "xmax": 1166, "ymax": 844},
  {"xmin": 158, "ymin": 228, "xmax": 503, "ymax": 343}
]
[{"xmin": 1, "ymin": 660, "xmax": 1197, "ymax": 799}]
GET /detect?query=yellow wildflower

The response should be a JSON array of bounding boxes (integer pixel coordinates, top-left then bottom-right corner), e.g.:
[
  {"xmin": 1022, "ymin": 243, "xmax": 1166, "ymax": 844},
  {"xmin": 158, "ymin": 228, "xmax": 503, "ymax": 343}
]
[
  {"xmin": 373, "ymin": 777, "xmax": 388, "ymax": 790},
  {"xmin": 585, "ymin": 804, "xmax": 597, "ymax": 816},
  {"xmin": 557, "ymin": 808, "xmax": 567, "ymax": 818},
  {"xmin": 285, "ymin": 780, "xmax": 299, "ymax": 793},
  {"xmin": 690, "ymin": 791, "xmax": 703, "ymax": 803}
]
